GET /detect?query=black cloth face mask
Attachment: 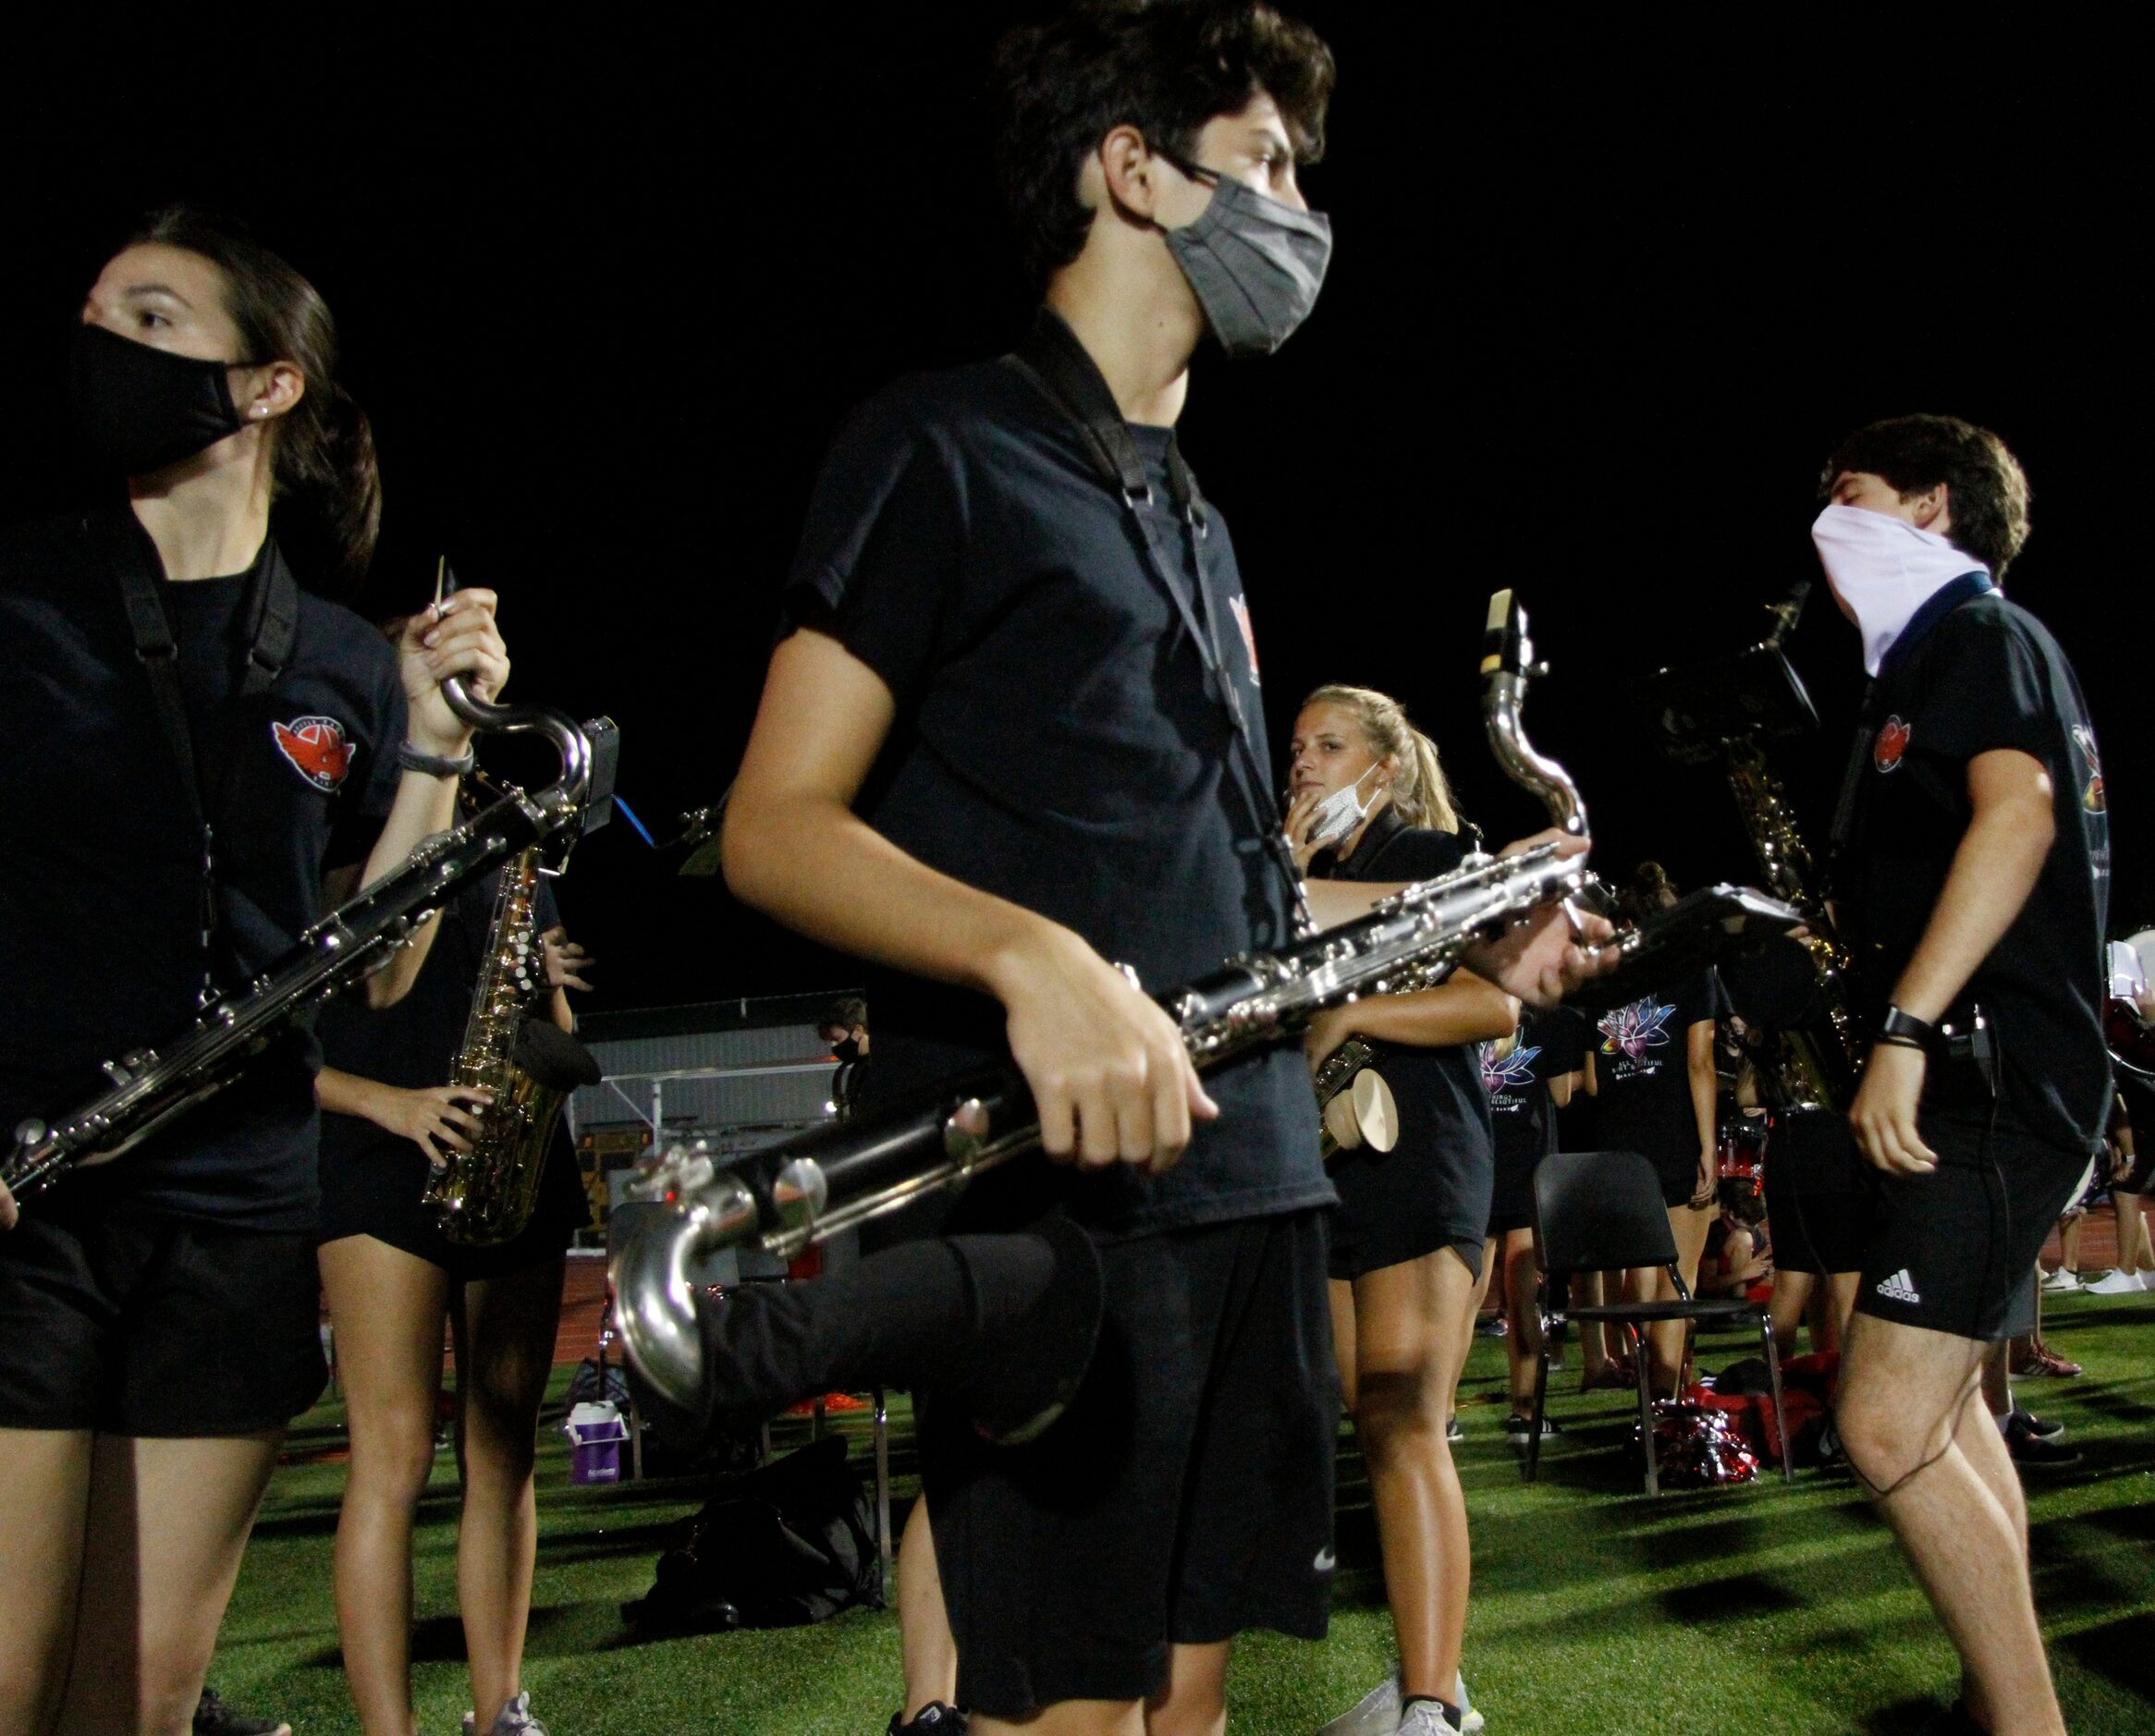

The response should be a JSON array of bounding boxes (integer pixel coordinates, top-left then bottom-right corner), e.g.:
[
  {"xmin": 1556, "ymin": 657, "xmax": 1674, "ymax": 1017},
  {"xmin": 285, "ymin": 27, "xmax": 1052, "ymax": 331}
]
[{"xmin": 70, "ymin": 322, "xmax": 256, "ymax": 476}]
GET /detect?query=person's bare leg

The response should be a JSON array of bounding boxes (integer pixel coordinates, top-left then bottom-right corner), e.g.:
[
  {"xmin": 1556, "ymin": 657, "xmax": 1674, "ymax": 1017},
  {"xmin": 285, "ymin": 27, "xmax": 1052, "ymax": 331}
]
[
  {"xmin": 2119, "ymin": 1189, "xmax": 2154, "ymax": 1274},
  {"xmin": 55, "ymin": 1433, "xmax": 281, "ymax": 1736},
  {"xmin": 452, "ymin": 1254, "xmax": 564, "ymax": 1733},
  {"xmin": 2053, "ymin": 1215, "xmax": 2081, "ymax": 1279},
  {"xmin": 1570, "ymin": 1271, "xmax": 1608, "ymax": 1389},
  {"xmin": 320, "ymin": 1235, "xmax": 450, "ymax": 1736},
  {"xmin": 1146, "ymin": 1640, "xmax": 1230, "ymax": 1736},
  {"xmin": 1835, "ymin": 1312, "xmax": 2063, "ymax": 1736},
  {"xmin": 1823, "ymin": 1272, "xmax": 1861, "ymax": 1351},
  {"xmin": 1769, "ymin": 1269, "xmax": 1815, "ymax": 1351},
  {"xmin": 898, "ymin": 1497, "xmax": 958, "ymax": 1718},
  {"xmin": 1649, "ymin": 1203, "xmax": 1713, "ymax": 1395},
  {"xmin": 1447, "ymin": 1241, "xmax": 1495, "ymax": 1424},
  {"xmin": 1500, "ymin": 1229, "xmax": 1541, "ymax": 1411},
  {"xmin": 0, "ymin": 1427, "xmax": 93, "ymax": 1734},
  {"xmin": 1351, "ymin": 1247, "xmax": 1476, "ymax": 1705}
]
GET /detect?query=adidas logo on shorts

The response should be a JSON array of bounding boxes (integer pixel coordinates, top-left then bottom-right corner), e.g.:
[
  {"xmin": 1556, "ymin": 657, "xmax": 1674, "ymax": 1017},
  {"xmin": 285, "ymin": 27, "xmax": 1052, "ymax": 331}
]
[{"xmin": 1875, "ymin": 1268, "xmax": 1923, "ymax": 1305}]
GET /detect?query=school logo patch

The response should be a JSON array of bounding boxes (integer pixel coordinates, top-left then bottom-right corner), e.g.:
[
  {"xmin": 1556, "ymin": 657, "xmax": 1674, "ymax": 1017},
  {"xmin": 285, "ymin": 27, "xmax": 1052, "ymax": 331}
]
[
  {"xmin": 2074, "ymin": 723, "xmax": 2106, "ymax": 813},
  {"xmin": 1228, "ymin": 593, "xmax": 1261, "ymax": 682},
  {"xmin": 1874, "ymin": 715, "xmax": 1911, "ymax": 774},
  {"xmin": 271, "ymin": 715, "xmax": 354, "ymax": 791}
]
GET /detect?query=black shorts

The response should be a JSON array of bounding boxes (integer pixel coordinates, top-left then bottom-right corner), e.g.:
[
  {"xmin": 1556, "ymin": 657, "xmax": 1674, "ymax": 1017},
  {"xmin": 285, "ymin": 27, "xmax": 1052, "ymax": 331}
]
[
  {"xmin": 1487, "ymin": 1135, "xmax": 1549, "ymax": 1237},
  {"xmin": 318, "ymin": 1121, "xmax": 589, "ymax": 1282},
  {"xmin": 0, "ymin": 1199, "xmax": 326, "ymax": 1435},
  {"xmin": 1645, "ymin": 1146, "xmax": 1705, "ymax": 1210},
  {"xmin": 1329, "ymin": 1136, "xmax": 1491, "ymax": 1281},
  {"xmin": 1764, "ymin": 1107, "xmax": 1872, "ymax": 1276},
  {"xmin": 924, "ymin": 1209, "xmax": 1337, "ymax": 1718},
  {"xmin": 1855, "ymin": 1110, "xmax": 2091, "ymax": 1342}
]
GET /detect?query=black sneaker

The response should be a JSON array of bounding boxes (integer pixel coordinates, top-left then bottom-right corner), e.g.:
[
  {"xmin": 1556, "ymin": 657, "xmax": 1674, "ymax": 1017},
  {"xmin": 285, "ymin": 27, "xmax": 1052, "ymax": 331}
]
[
  {"xmin": 889, "ymin": 1705, "xmax": 968, "ymax": 1736},
  {"xmin": 2012, "ymin": 1406, "xmax": 2066, "ymax": 1442},
  {"xmin": 194, "ymin": 1686, "xmax": 292, "ymax": 1736},
  {"xmin": 1504, "ymin": 1411, "xmax": 1562, "ymax": 1439},
  {"xmin": 2004, "ymin": 1409, "xmax": 2083, "ymax": 1469}
]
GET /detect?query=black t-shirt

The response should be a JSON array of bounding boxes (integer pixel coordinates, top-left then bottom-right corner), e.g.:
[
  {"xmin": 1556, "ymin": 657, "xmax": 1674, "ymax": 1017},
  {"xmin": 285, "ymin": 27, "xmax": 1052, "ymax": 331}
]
[
  {"xmin": 1836, "ymin": 586, "xmax": 2111, "ymax": 1154},
  {"xmin": 778, "ymin": 348, "xmax": 1327, "ymax": 1239},
  {"xmin": 1588, "ymin": 970, "xmax": 1716, "ymax": 1163},
  {"xmin": 1312, "ymin": 810, "xmax": 1496, "ymax": 1175},
  {"xmin": 0, "ymin": 510, "xmax": 404, "ymax": 1229},
  {"xmin": 1483, "ymin": 1005, "xmax": 1580, "ymax": 1169}
]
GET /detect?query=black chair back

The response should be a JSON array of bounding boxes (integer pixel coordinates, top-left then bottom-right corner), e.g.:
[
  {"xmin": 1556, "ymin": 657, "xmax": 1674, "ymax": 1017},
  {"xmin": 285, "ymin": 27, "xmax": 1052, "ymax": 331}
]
[{"xmin": 1532, "ymin": 1150, "xmax": 1679, "ymax": 1281}]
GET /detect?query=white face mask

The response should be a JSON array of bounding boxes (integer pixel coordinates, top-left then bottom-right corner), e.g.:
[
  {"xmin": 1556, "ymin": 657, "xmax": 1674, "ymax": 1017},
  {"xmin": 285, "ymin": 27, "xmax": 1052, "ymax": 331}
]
[
  {"xmin": 1810, "ymin": 503, "xmax": 1990, "ymax": 677},
  {"xmin": 1305, "ymin": 762, "xmax": 1382, "ymax": 850}
]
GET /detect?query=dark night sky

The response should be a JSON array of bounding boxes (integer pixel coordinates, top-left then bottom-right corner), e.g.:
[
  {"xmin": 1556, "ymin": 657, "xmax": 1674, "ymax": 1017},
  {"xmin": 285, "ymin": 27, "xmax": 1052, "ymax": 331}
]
[{"xmin": 3, "ymin": 14, "xmax": 2142, "ymax": 1015}]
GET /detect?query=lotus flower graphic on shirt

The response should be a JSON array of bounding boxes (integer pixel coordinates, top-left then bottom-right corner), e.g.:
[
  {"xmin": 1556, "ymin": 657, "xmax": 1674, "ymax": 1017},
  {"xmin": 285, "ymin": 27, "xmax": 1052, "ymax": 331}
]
[
  {"xmin": 1481, "ymin": 1043, "xmax": 1541, "ymax": 1096},
  {"xmin": 1598, "ymin": 998, "xmax": 1676, "ymax": 1060}
]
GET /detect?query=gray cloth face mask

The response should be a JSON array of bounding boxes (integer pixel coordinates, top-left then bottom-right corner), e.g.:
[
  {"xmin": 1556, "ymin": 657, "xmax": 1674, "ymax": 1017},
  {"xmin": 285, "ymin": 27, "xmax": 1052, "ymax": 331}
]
[{"xmin": 1159, "ymin": 156, "xmax": 1332, "ymax": 356}]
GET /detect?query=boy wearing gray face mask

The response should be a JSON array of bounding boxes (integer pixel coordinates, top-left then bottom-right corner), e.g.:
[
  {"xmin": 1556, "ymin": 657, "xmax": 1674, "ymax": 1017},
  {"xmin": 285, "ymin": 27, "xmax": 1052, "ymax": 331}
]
[{"xmin": 719, "ymin": 8, "xmax": 1606, "ymax": 1736}]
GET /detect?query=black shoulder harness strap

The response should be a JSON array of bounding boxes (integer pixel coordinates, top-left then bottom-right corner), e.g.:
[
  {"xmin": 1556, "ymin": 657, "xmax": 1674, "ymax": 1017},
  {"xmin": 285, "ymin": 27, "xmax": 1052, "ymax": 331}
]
[
  {"xmin": 1001, "ymin": 309, "xmax": 1311, "ymax": 931},
  {"xmin": 92, "ymin": 509, "xmax": 301, "ymax": 996}
]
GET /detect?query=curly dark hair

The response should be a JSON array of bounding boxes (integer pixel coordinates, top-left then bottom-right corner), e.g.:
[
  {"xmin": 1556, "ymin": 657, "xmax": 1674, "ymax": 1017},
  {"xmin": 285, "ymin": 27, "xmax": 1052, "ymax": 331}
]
[
  {"xmin": 1820, "ymin": 413, "xmax": 2032, "ymax": 578},
  {"xmin": 1614, "ymin": 861, "xmax": 1678, "ymax": 927},
  {"xmin": 990, "ymin": 0, "xmax": 1335, "ymax": 287}
]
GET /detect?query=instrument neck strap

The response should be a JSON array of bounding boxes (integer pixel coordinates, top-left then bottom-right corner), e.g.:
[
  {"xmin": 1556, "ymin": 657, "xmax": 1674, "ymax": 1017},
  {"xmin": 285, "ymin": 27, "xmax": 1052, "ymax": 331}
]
[
  {"xmin": 1002, "ymin": 308, "xmax": 1312, "ymax": 933},
  {"xmin": 95, "ymin": 509, "xmax": 300, "ymax": 1000}
]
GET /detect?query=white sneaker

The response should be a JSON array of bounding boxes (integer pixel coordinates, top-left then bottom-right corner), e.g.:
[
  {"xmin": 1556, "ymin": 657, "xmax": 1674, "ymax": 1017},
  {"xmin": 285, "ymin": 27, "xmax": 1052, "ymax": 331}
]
[
  {"xmin": 2085, "ymin": 1267, "xmax": 2148, "ymax": 1295},
  {"xmin": 2041, "ymin": 1267, "xmax": 2084, "ymax": 1293},
  {"xmin": 1398, "ymin": 1703, "xmax": 1459, "ymax": 1735},
  {"xmin": 1456, "ymin": 1672, "xmax": 1485, "ymax": 1733},
  {"xmin": 1315, "ymin": 1671, "xmax": 1399, "ymax": 1736},
  {"xmin": 480, "ymin": 1694, "xmax": 547, "ymax": 1736}
]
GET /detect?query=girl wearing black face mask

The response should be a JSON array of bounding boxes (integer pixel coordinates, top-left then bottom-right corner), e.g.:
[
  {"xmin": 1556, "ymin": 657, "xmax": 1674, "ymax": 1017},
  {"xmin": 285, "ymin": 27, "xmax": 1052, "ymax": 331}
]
[{"xmin": 0, "ymin": 208, "xmax": 512, "ymax": 1736}]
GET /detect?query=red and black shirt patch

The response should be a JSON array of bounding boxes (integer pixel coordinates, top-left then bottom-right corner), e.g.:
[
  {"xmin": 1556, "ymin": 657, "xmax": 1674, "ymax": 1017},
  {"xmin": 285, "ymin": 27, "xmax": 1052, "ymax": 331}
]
[{"xmin": 272, "ymin": 715, "xmax": 355, "ymax": 791}]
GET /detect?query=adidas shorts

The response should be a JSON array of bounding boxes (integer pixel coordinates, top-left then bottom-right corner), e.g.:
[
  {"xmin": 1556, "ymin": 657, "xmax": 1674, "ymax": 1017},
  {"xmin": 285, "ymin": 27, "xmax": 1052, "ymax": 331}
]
[{"xmin": 1855, "ymin": 1110, "xmax": 2092, "ymax": 1342}]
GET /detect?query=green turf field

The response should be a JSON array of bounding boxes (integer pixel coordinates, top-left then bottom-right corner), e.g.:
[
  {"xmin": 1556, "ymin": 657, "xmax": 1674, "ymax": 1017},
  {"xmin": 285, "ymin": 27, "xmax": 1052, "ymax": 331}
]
[{"xmin": 213, "ymin": 1292, "xmax": 2155, "ymax": 1735}]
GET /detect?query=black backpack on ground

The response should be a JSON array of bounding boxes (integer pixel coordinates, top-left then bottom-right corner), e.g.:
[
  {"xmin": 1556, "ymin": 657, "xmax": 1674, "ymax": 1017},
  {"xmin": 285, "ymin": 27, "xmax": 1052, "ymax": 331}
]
[{"xmin": 623, "ymin": 1432, "xmax": 883, "ymax": 1633}]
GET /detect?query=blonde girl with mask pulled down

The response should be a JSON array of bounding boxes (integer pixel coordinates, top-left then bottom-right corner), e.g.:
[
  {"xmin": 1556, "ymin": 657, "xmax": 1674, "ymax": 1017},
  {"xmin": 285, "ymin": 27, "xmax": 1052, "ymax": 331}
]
[{"xmin": 1288, "ymin": 685, "xmax": 1515, "ymax": 1736}]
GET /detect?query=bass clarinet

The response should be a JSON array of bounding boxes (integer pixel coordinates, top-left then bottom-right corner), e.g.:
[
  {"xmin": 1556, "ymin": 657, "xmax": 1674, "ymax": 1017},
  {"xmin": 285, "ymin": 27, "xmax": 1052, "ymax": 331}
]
[
  {"xmin": 615, "ymin": 592, "xmax": 1618, "ymax": 1409},
  {"xmin": 3, "ymin": 674, "xmax": 618, "ymax": 1204}
]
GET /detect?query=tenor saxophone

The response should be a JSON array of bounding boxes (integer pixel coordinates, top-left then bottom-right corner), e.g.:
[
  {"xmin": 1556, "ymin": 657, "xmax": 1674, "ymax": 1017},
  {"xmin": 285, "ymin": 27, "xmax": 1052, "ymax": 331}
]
[{"xmin": 422, "ymin": 845, "xmax": 600, "ymax": 1245}]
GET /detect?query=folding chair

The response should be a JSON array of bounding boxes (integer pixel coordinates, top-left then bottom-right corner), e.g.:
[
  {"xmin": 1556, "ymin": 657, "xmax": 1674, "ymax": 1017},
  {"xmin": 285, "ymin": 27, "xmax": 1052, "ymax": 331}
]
[{"xmin": 1525, "ymin": 1149, "xmax": 1792, "ymax": 1496}]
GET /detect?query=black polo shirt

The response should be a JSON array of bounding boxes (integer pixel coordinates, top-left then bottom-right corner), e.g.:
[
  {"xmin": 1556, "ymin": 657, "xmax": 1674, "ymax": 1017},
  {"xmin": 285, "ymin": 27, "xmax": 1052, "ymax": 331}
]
[
  {"xmin": 0, "ymin": 509, "xmax": 405, "ymax": 1229},
  {"xmin": 778, "ymin": 346, "xmax": 1328, "ymax": 1240},
  {"xmin": 1310, "ymin": 809, "xmax": 1496, "ymax": 1179},
  {"xmin": 1588, "ymin": 971, "xmax": 1717, "ymax": 1164},
  {"xmin": 1835, "ymin": 582, "xmax": 2110, "ymax": 1155}
]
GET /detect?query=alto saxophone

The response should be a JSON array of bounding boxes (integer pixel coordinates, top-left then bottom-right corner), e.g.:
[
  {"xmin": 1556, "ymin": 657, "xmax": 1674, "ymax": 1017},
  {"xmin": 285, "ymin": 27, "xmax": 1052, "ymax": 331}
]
[{"xmin": 422, "ymin": 845, "xmax": 601, "ymax": 1245}]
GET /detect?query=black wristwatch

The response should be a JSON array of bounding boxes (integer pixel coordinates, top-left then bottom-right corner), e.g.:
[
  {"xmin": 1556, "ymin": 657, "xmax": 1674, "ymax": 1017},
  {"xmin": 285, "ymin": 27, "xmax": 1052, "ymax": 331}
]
[
  {"xmin": 397, "ymin": 741, "xmax": 477, "ymax": 778},
  {"xmin": 1876, "ymin": 1005, "xmax": 1936, "ymax": 1051}
]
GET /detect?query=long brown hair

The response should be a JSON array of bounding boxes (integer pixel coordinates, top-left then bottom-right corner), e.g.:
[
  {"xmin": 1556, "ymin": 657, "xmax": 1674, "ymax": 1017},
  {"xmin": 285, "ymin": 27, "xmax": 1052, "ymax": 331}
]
[
  {"xmin": 129, "ymin": 206, "xmax": 381, "ymax": 591},
  {"xmin": 1300, "ymin": 683, "xmax": 1463, "ymax": 833}
]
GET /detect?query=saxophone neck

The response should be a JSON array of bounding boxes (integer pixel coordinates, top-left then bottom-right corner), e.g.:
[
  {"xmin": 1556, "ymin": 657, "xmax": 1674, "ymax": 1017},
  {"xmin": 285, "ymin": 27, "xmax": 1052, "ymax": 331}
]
[{"xmin": 1479, "ymin": 590, "xmax": 1587, "ymax": 837}]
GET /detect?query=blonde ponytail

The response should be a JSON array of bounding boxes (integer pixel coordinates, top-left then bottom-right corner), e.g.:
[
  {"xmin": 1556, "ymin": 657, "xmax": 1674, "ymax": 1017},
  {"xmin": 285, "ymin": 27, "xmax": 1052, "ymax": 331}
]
[{"xmin": 1300, "ymin": 684, "xmax": 1464, "ymax": 835}]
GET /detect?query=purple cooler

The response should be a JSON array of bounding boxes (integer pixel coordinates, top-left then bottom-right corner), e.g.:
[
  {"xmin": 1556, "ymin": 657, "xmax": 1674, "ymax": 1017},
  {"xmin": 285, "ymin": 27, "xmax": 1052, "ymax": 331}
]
[{"xmin": 564, "ymin": 1400, "xmax": 630, "ymax": 1485}]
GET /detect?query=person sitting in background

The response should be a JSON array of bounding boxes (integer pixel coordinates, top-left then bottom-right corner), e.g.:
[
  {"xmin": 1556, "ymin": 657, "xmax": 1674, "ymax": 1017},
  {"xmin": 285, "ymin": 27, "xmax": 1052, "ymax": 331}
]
[{"xmin": 1699, "ymin": 1179, "xmax": 1772, "ymax": 1302}]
